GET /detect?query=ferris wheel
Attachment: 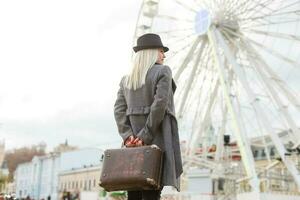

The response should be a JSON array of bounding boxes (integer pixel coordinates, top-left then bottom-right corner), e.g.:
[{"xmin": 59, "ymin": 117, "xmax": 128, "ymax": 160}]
[{"xmin": 134, "ymin": 0, "xmax": 300, "ymax": 195}]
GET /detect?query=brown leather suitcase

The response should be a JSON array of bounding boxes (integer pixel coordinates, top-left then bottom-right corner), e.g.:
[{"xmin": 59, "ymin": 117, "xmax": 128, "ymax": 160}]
[{"xmin": 99, "ymin": 145, "xmax": 163, "ymax": 191}]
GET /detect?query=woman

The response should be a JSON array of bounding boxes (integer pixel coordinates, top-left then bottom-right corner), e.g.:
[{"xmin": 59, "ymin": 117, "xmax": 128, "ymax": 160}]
[{"xmin": 114, "ymin": 33, "xmax": 183, "ymax": 200}]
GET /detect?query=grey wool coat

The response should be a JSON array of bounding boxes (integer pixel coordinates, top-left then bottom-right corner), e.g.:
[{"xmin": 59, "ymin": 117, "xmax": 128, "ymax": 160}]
[{"xmin": 113, "ymin": 64, "xmax": 183, "ymax": 191}]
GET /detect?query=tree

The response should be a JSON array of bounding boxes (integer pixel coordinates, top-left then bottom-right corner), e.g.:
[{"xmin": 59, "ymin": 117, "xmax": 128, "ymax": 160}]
[
  {"xmin": 0, "ymin": 171, "xmax": 8, "ymax": 192},
  {"xmin": 4, "ymin": 145, "xmax": 45, "ymax": 181}
]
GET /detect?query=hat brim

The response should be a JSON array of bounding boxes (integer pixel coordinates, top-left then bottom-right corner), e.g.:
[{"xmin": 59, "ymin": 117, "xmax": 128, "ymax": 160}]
[{"xmin": 133, "ymin": 46, "xmax": 169, "ymax": 53}]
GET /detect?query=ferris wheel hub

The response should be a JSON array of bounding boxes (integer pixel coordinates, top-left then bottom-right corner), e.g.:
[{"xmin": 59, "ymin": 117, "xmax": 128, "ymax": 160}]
[{"xmin": 195, "ymin": 9, "xmax": 211, "ymax": 35}]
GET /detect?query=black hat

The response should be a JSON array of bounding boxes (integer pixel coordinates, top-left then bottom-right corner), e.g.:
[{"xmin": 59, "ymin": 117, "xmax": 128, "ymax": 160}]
[{"xmin": 133, "ymin": 33, "xmax": 169, "ymax": 53}]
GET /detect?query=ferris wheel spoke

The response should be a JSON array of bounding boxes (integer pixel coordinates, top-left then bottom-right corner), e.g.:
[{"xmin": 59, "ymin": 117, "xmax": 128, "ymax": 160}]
[
  {"xmin": 223, "ymin": 0, "xmax": 237, "ymax": 15},
  {"xmin": 182, "ymin": 51, "xmax": 217, "ymax": 120},
  {"xmin": 179, "ymin": 45, "xmax": 212, "ymax": 118},
  {"xmin": 221, "ymin": 26, "xmax": 300, "ymax": 68},
  {"xmin": 240, "ymin": 0, "xmax": 300, "ymax": 27},
  {"xmin": 183, "ymin": 46, "xmax": 212, "ymax": 119},
  {"xmin": 244, "ymin": 36, "xmax": 300, "ymax": 68},
  {"xmin": 155, "ymin": 27, "xmax": 194, "ymax": 35},
  {"xmin": 239, "ymin": 9, "xmax": 300, "ymax": 23},
  {"xmin": 172, "ymin": 0, "xmax": 198, "ymax": 13},
  {"xmin": 272, "ymin": 0, "xmax": 300, "ymax": 14},
  {"xmin": 177, "ymin": 41, "xmax": 206, "ymax": 114},
  {"xmin": 187, "ymin": 55, "xmax": 215, "ymax": 136},
  {"xmin": 240, "ymin": 39, "xmax": 300, "ymax": 147},
  {"xmin": 221, "ymin": 27, "xmax": 295, "ymax": 108},
  {"xmin": 241, "ymin": 47, "xmax": 300, "ymax": 113},
  {"xmin": 166, "ymin": 38, "xmax": 200, "ymax": 62},
  {"xmin": 165, "ymin": 33, "xmax": 197, "ymax": 46},
  {"xmin": 245, "ymin": 1, "xmax": 274, "ymax": 21},
  {"xmin": 173, "ymin": 36, "xmax": 202, "ymax": 81},
  {"xmin": 155, "ymin": 14, "xmax": 194, "ymax": 23},
  {"xmin": 236, "ymin": 0, "xmax": 276, "ymax": 20},
  {"xmin": 241, "ymin": 18, "xmax": 300, "ymax": 29},
  {"xmin": 224, "ymin": 0, "xmax": 248, "ymax": 17},
  {"xmin": 240, "ymin": 0, "xmax": 298, "ymax": 24},
  {"xmin": 243, "ymin": 44, "xmax": 300, "ymax": 112},
  {"xmin": 244, "ymin": 29, "xmax": 300, "ymax": 42},
  {"xmin": 232, "ymin": 0, "xmax": 261, "ymax": 17},
  {"xmin": 241, "ymin": 17, "xmax": 278, "ymax": 28},
  {"xmin": 248, "ymin": 0, "xmax": 275, "ymax": 15}
]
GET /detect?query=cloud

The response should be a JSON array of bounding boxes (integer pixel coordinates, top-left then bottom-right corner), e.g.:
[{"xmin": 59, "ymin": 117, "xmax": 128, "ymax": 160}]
[{"xmin": 1, "ymin": 102, "xmax": 122, "ymax": 151}]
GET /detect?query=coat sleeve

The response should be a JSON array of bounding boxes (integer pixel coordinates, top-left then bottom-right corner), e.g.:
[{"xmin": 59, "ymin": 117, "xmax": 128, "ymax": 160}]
[
  {"xmin": 137, "ymin": 66, "xmax": 173, "ymax": 144},
  {"xmin": 114, "ymin": 77, "xmax": 133, "ymax": 142}
]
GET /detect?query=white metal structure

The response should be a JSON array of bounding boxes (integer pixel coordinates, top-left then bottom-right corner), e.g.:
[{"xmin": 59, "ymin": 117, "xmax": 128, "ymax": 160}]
[{"xmin": 134, "ymin": 0, "xmax": 300, "ymax": 198}]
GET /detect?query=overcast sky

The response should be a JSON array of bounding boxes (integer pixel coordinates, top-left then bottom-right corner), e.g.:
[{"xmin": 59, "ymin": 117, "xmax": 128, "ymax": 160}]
[
  {"xmin": 0, "ymin": 0, "xmax": 142, "ymax": 151},
  {"xmin": 1, "ymin": 0, "xmax": 299, "ymax": 152}
]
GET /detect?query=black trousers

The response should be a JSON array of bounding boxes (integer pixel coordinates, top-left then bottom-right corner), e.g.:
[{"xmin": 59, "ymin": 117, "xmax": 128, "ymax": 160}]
[{"xmin": 127, "ymin": 189, "xmax": 162, "ymax": 200}]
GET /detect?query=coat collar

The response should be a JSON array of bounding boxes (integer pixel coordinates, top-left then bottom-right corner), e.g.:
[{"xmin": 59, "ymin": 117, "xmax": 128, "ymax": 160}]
[{"xmin": 154, "ymin": 63, "xmax": 177, "ymax": 93}]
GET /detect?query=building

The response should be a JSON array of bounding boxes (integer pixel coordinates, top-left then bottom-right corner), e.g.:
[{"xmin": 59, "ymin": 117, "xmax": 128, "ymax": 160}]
[
  {"xmin": 58, "ymin": 164, "xmax": 102, "ymax": 199},
  {"xmin": 15, "ymin": 147, "xmax": 103, "ymax": 200},
  {"xmin": 58, "ymin": 148, "xmax": 103, "ymax": 199},
  {"xmin": 15, "ymin": 162, "xmax": 32, "ymax": 198},
  {"xmin": 15, "ymin": 152, "xmax": 60, "ymax": 200}
]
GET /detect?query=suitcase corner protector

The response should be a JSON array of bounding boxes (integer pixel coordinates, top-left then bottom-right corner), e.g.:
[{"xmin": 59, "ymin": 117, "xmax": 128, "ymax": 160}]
[
  {"xmin": 146, "ymin": 178, "xmax": 155, "ymax": 185},
  {"xmin": 150, "ymin": 144, "xmax": 160, "ymax": 150}
]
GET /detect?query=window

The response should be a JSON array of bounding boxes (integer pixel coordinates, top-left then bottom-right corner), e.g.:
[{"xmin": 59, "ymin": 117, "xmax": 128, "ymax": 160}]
[
  {"xmin": 253, "ymin": 150, "xmax": 258, "ymax": 158},
  {"xmin": 261, "ymin": 149, "xmax": 266, "ymax": 157},
  {"xmin": 270, "ymin": 147, "xmax": 275, "ymax": 156},
  {"xmin": 93, "ymin": 179, "xmax": 96, "ymax": 187},
  {"xmin": 88, "ymin": 180, "xmax": 91, "ymax": 190},
  {"xmin": 84, "ymin": 180, "xmax": 87, "ymax": 190}
]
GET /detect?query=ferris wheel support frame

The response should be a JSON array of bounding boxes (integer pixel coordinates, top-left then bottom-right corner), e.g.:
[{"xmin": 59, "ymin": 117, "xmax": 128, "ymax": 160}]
[
  {"xmin": 214, "ymin": 102, "xmax": 228, "ymax": 162},
  {"xmin": 246, "ymin": 44, "xmax": 300, "ymax": 191},
  {"xmin": 207, "ymin": 27, "xmax": 260, "ymax": 193},
  {"xmin": 212, "ymin": 26, "xmax": 300, "ymax": 192}
]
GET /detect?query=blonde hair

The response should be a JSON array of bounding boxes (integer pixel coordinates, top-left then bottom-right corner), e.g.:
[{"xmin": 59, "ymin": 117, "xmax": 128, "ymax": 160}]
[{"xmin": 124, "ymin": 49, "xmax": 159, "ymax": 90}]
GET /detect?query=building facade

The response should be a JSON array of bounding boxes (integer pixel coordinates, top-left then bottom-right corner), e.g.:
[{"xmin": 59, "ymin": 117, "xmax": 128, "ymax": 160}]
[
  {"xmin": 15, "ymin": 153, "xmax": 60, "ymax": 200},
  {"xmin": 58, "ymin": 165, "xmax": 102, "ymax": 199},
  {"xmin": 15, "ymin": 148, "xmax": 102, "ymax": 200}
]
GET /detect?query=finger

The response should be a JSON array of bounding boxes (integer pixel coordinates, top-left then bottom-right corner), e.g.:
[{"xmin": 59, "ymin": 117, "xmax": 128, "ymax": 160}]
[
  {"xmin": 133, "ymin": 138, "xmax": 139, "ymax": 143},
  {"xmin": 137, "ymin": 140, "xmax": 143, "ymax": 146},
  {"xmin": 138, "ymin": 139, "xmax": 144, "ymax": 145},
  {"xmin": 129, "ymin": 136, "xmax": 135, "ymax": 142}
]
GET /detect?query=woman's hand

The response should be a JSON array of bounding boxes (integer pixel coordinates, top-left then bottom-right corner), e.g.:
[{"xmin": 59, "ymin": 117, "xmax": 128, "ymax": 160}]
[
  {"xmin": 133, "ymin": 137, "xmax": 144, "ymax": 147},
  {"xmin": 124, "ymin": 136, "xmax": 144, "ymax": 147},
  {"xmin": 124, "ymin": 136, "xmax": 135, "ymax": 147}
]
